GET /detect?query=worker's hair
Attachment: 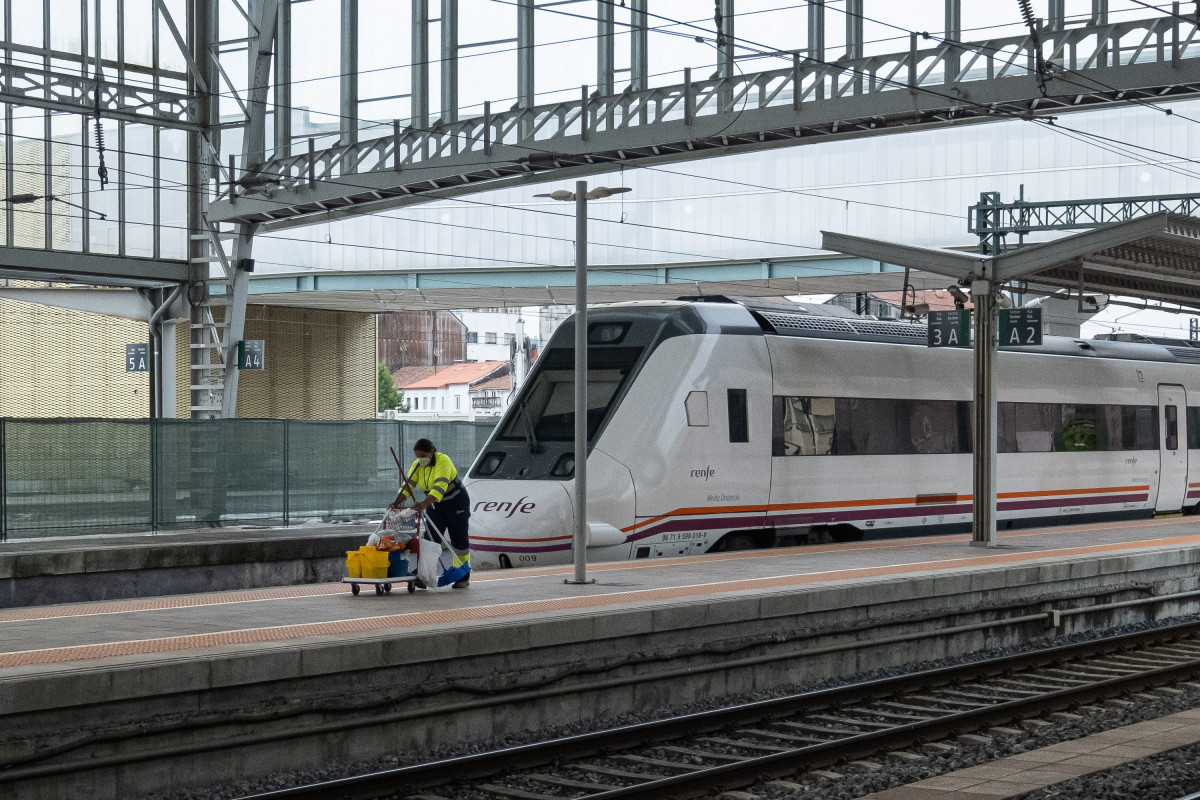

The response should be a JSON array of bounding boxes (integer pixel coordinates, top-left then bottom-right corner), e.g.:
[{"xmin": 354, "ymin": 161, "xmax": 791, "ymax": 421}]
[{"xmin": 414, "ymin": 438, "xmax": 436, "ymax": 454}]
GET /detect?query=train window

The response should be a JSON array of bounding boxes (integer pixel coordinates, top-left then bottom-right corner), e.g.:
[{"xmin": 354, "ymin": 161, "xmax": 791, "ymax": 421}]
[
  {"xmin": 1166, "ymin": 405, "xmax": 1179, "ymax": 451},
  {"xmin": 998, "ymin": 402, "xmax": 1159, "ymax": 453},
  {"xmin": 496, "ymin": 346, "xmax": 643, "ymax": 443},
  {"xmin": 728, "ymin": 389, "xmax": 749, "ymax": 443},
  {"xmin": 685, "ymin": 391, "xmax": 709, "ymax": 427},
  {"xmin": 773, "ymin": 396, "xmax": 968, "ymax": 456},
  {"xmin": 1058, "ymin": 404, "xmax": 1105, "ymax": 452},
  {"xmin": 1188, "ymin": 408, "xmax": 1200, "ymax": 449},
  {"xmin": 774, "ymin": 396, "xmax": 835, "ymax": 455}
]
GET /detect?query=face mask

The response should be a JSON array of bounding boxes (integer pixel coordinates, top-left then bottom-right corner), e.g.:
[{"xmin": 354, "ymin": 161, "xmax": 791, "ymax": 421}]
[{"xmin": 417, "ymin": 456, "xmax": 431, "ymax": 467}]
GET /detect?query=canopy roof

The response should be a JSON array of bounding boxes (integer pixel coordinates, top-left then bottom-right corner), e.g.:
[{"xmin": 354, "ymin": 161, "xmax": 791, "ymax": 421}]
[{"xmin": 822, "ymin": 212, "xmax": 1200, "ymax": 309}]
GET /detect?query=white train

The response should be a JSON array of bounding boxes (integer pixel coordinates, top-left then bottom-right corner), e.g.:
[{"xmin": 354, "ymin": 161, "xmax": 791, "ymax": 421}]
[{"xmin": 464, "ymin": 298, "xmax": 1200, "ymax": 568}]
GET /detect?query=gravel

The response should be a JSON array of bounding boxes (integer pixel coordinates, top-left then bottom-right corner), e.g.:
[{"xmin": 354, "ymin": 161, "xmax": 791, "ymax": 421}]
[{"xmin": 153, "ymin": 613, "xmax": 1200, "ymax": 800}]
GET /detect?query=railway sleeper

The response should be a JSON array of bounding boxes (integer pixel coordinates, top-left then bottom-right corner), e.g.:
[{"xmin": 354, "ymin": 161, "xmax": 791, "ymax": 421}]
[
  {"xmin": 573, "ymin": 763, "xmax": 659, "ymax": 781},
  {"xmin": 525, "ymin": 773, "xmax": 622, "ymax": 791},
  {"xmin": 743, "ymin": 727, "xmax": 829, "ymax": 744},
  {"xmin": 695, "ymin": 736, "xmax": 792, "ymax": 753},
  {"xmin": 612, "ymin": 753, "xmax": 704, "ymax": 772},
  {"xmin": 658, "ymin": 745, "xmax": 746, "ymax": 762},
  {"xmin": 477, "ymin": 783, "xmax": 562, "ymax": 800},
  {"xmin": 806, "ymin": 714, "xmax": 894, "ymax": 730},
  {"xmin": 773, "ymin": 720, "xmax": 863, "ymax": 737}
]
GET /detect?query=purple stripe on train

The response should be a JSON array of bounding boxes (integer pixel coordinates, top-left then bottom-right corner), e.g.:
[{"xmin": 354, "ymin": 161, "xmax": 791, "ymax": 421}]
[{"xmin": 628, "ymin": 492, "xmax": 1149, "ymax": 543}]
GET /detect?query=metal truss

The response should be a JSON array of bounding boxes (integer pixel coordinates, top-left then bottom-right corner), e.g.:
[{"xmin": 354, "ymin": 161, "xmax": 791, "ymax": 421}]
[
  {"xmin": 208, "ymin": 13, "xmax": 1200, "ymax": 230},
  {"xmin": 0, "ymin": 61, "xmax": 199, "ymax": 131},
  {"xmin": 971, "ymin": 192, "xmax": 1200, "ymax": 236}
]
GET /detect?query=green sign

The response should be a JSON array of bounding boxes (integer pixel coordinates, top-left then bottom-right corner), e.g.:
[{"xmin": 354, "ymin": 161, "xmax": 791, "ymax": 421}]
[
  {"xmin": 927, "ymin": 309, "xmax": 970, "ymax": 348},
  {"xmin": 237, "ymin": 339, "xmax": 265, "ymax": 370},
  {"xmin": 1000, "ymin": 308, "xmax": 1043, "ymax": 347}
]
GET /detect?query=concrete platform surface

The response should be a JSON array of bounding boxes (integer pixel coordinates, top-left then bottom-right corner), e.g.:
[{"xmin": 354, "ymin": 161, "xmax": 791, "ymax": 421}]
[
  {"xmin": 4, "ymin": 516, "xmax": 1200, "ymax": 682},
  {"xmin": 0, "ymin": 522, "xmax": 376, "ymax": 606}
]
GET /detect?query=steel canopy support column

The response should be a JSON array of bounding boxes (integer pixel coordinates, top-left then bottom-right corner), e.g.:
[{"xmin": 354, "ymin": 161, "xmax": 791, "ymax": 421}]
[
  {"xmin": 220, "ymin": 0, "xmax": 277, "ymax": 419},
  {"xmin": 630, "ymin": 0, "xmax": 647, "ymax": 91},
  {"xmin": 569, "ymin": 180, "xmax": 593, "ymax": 585},
  {"xmin": 517, "ymin": 0, "xmax": 534, "ymax": 107},
  {"xmin": 274, "ymin": 0, "xmax": 291, "ymax": 156},
  {"xmin": 945, "ymin": 0, "xmax": 961, "ymax": 82},
  {"xmin": 808, "ymin": 0, "xmax": 825, "ymax": 98},
  {"xmin": 412, "ymin": 0, "xmax": 429, "ymax": 130},
  {"xmin": 441, "ymin": 0, "xmax": 458, "ymax": 125},
  {"xmin": 341, "ymin": 0, "xmax": 358, "ymax": 162},
  {"xmin": 220, "ymin": 229, "xmax": 255, "ymax": 419},
  {"xmin": 971, "ymin": 280, "xmax": 999, "ymax": 546},
  {"xmin": 846, "ymin": 0, "xmax": 864, "ymax": 60},
  {"xmin": 597, "ymin": 0, "xmax": 614, "ymax": 96}
]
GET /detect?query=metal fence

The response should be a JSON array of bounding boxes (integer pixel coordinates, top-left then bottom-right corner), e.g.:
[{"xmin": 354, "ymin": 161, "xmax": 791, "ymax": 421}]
[{"xmin": 0, "ymin": 418, "xmax": 497, "ymax": 541}]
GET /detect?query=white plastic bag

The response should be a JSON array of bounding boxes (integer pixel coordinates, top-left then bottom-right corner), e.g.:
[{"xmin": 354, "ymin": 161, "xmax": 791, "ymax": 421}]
[{"xmin": 416, "ymin": 531, "xmax": 447, "ymax": 588}]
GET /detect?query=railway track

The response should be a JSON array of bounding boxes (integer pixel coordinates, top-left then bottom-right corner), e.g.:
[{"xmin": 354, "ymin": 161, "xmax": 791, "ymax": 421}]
[{"xmin": 240, "ymin": 620, "xmax": 1200, "ymax": 800}]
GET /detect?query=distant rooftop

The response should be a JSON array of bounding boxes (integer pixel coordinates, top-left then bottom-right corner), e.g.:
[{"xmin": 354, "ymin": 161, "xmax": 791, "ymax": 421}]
[{"xmin": 401, "ymin": 360, "xmax": 508, "ymax": 390}]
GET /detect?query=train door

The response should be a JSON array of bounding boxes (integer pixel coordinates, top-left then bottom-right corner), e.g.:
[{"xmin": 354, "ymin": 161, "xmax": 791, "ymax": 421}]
[{"xmin": 1155, "ymin": 384, "xmax": 1188, "ymax": 512}]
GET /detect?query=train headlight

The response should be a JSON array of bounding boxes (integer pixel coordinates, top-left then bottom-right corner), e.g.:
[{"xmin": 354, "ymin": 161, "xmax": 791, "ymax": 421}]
[
  {"xmin": 550, "ymin": 453, "xmax": 575, "ymax": 477},
  {"xmin": 476, "ymin": 452, "xmax": 505, "ymax": 476},
  {"xmin": 588, "ymin": 322, "xmax": 628, "ymax": 344}
]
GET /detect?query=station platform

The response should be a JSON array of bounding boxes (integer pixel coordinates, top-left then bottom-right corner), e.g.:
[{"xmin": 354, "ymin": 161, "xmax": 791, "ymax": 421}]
[
  {"xmin": 0, "ymin": 522, "xmax": 374, "ymax": 607},
  {"xmin": 5, "ymin": 517, "xmax": 1200, "ymax": 799}
]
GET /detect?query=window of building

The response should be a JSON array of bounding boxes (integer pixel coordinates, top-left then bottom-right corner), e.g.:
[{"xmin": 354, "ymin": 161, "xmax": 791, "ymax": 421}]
[
  {"xmin": 412, "ymin": 397, "xmax": 419, "ymax": 410},
  {"xmin": 467, "ymin": 332, "xmax": 478, "ymax": 344},
  {"xmin": 455, "ymin": 395, "xmax": 461, "ymax": 410},
  {"xmin": 504, "ymin": 333, "xmax": 515, "ymax": 345},
  {"xmin": 485, "ymin": 332, "xmax": 497, "ymax": 344}
]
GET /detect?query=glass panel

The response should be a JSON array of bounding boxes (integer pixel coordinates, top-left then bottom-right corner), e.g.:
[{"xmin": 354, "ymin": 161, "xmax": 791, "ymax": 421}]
[
  {"xmin": 1166, "ymin": 404, "xmax": 1179, "ymax": 451},
  {"xmin": 727, "ymin": 388, "xmax": 748, "ymax": 443},
  {"xmin": 497, "ymin": 347, "xmax": 643, "ymax": 442},
  {"xmin": 12, "ymin": 0, "xmax": 45, "ymax": 48},
  {"xmin": 685, "ymin": 390, "xmax": 708, "ymax": 427},
  {"xmin": 47, "ymin": 0, "xmax": 83, "ymax": 55}
]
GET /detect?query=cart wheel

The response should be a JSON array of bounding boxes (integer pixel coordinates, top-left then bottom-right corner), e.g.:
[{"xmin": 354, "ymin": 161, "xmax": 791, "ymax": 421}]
[
  {"xmin": 384, "ymin": 583, "xmax": 392, "ymax": 594},
  {"xmin": 407, "ymin": 581, "xmax": 416, "ymax": 593},
  {"xmin": 375, "ymin": 583, "xmax": 383, "ymax": 595},
  {"xmin": 351, "ymin": 583, "xmax": 359, "ymax": 596}
]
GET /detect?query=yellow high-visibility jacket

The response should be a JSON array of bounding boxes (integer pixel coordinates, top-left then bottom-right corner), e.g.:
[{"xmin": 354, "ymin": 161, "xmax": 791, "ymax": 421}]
[{"xmin": 397, "ymin": 452, "xmax": 460, "ymax": 504}]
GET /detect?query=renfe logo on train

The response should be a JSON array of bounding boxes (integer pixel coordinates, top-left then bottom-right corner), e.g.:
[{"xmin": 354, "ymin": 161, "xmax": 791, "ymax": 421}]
[
  {"xmin": 691, "ymin": 466, "xmax": 715, "ymax": 481},
  {"xmin": 474, "ymin": 497, "xmax": 536, "ymax": 517}
]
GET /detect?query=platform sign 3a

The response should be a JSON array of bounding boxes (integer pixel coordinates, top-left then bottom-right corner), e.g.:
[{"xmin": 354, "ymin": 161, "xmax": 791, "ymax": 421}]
[
  {"xmin": 237, "ymin": 339, "xmax": 265, "ymax": 370},
  {"xmin": 1000, "ymin": 308, "xmax": 1043, "ymax": 348},
  {"xmin": 125, "ymin": 343, "xmax": 149, "ymax": 372},
  {"xmin": 927, "ymin": 309, "xmax": 970, "ymax": 348}
]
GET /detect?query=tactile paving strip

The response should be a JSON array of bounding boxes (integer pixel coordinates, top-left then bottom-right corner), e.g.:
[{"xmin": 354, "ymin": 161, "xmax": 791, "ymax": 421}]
[{"xmin": 5, "ymin": 531, "xmax": 1200, "ymax": 670}]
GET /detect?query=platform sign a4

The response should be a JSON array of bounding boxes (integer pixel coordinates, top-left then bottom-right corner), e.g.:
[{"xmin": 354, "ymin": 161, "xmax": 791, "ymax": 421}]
[
  {"xmin": 237, "ymin": 339, "xmax": 265, "ymax": 370},
  {"xmin": 1000, "ymin": 308, "xmax": 1043, "ymax": 348},
  {"xmin": 927, "ymin": 309, "xmax": 970, "ymax": 348}
]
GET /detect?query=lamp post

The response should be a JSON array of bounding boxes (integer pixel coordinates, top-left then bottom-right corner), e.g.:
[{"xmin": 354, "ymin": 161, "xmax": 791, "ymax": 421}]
[{"xmin": 533, "ymin": 181, "xmax": 631, "ymax": 585}]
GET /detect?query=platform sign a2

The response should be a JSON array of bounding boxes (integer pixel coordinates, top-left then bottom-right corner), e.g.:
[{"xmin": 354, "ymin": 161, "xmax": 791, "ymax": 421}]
[
  {"xmin": 125, "ymin": 343, "xmax": 149, "ymax": 372},
  {"xmin": 927, "ymin": 309, "xmax": 970, "ymax": 348},
  {"xmin": 1000, "ymin": 308, "xmax": 1043, "ymax": 348},
  {"xmin": 237, "ymin": 339, "xmax": 265, "ymax": 370}
]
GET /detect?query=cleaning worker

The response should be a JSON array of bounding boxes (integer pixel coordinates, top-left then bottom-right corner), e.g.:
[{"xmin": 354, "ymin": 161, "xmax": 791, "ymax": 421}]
[{"xmin": 391, "ymin": 438, "xmax": 471, "ymax": 588}]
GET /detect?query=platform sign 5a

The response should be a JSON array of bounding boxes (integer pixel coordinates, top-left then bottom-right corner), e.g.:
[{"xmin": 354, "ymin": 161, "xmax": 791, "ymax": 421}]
[
  {"xmin": 237, "ymin": 339, "xmax": 265, "ymax": 370},
  {"xmin": 125, "ymin": 343, "xmax": 149, "ymax": 372},
  {"xmin": 1000, "ymin": 308, "xmax": 1043, "ymax": 348},
  {"xmin": 927, "ymin": 309, "xmax": 970, "ymax": 348}
]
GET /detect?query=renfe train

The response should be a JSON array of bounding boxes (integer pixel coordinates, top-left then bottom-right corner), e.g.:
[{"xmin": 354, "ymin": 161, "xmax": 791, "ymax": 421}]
[{"xmin": 464, "ymin": 297, "xmax": 1200, "ymax": 568}]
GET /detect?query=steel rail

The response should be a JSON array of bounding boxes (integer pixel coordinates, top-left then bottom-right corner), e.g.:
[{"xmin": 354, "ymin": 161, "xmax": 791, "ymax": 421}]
[{"xmin": 237, "ymin": 619, "xmax": 1200, "ymax": 800}]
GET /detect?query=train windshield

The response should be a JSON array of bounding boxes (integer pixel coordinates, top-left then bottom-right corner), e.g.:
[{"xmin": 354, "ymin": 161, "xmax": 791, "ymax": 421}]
[{"xmin": 499, "ymin": 346, "xmax": 643, "ymax": 443}]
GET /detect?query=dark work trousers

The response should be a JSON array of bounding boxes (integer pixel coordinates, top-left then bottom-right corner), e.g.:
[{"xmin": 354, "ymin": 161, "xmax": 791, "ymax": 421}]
[{"xmin": 426, "ymin": 488, "xmax": 471, "ymax": 552}]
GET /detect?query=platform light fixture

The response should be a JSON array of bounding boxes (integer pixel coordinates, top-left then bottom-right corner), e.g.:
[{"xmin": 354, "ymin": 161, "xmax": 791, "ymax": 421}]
[{"xmin": 533, "ymin": 182, "xmax": 632, "ymax": 586}]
